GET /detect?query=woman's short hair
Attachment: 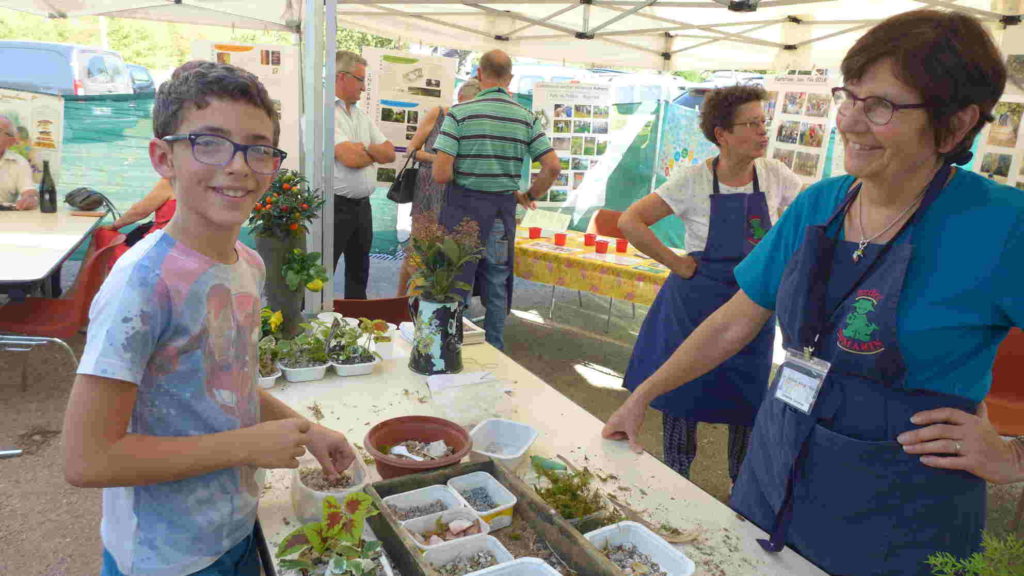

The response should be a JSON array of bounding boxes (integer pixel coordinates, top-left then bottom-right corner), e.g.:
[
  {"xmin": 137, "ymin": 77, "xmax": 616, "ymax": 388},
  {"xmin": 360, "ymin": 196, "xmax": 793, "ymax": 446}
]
[
  {"xmin": 700, "ymin": 85, "xmax": 767, "ymax": 145},
  {"xmin": 458, "ymin": 79, "xmax": 482, "ymax": 101},
  {"xmin": 841, "ymin": 9, "xmax": 1005, "ymax": 164}
]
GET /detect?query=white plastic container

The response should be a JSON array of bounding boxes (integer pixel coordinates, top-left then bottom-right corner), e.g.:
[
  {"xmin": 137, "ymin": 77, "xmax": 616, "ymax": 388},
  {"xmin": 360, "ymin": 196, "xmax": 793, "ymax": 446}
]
[
  {"xmin": 374, "ymin": 323, "xmax": 398, "ymax": 358},
  {"xmin": 465, "ymin": 558, "xmax": 562, "ymax": 576},
  {"xmin": 381, "ymin": 484, "xmax": 466, "ymax": 522},
  {"xmin": 257, "ymin": 369, "xmax": 280, "ymax": 389},
  {"xmin": 583, "ymin": 521, "xmax": 695, "ymax": 576},
  {"xmin": 331, "ymin": 356, "xmax": 380, "ymax": 377},
  {"xmin": 278, "ymin": 361, "xmax": 329, "ymax": 383},
  {"xmin": 401, "ymin": 507, "xmax": 490, "ymax": 551},
  {"xmin": 316, "ymin": 311, "xmax": 344, "ymax": 325},
  {"xmin": 448, "ymin": 471, "xmax": 517, "ymax": 530},
  {"xmin": 469, "ymin": 419, "xmax": 539, "ymax": 471},
  {"xmin": 422, "ymin": 535, "xmax": 514, "ymax": 573},
  {"xmin": 290, "ymin": 455, "xmax": 370, "ymax": 523}
]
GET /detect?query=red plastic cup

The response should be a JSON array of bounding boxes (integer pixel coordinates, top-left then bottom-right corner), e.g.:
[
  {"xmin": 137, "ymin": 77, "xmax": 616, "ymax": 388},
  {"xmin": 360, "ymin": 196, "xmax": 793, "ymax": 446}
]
[
  {"xmin": 615, "ymin": 238, "xmax": 628, "ymax": 253},
  {"xmin": 595, "ymin": 240, "xmax": 609, "ymax": 254},
  {"xmin": 584, "ymin": 233, "xmax": 597, "ymax": 246},
  {"xmin": 529, "ymin": 227, "xmax": 542, "ymax": 239},
  {"xmin": 554, "ymin": 232, "xmax": 567, "ymax": 246}
]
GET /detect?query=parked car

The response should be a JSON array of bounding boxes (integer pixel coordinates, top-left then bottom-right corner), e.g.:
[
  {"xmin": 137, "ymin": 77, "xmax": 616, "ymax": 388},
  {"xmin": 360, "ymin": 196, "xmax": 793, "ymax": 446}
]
[
  {"xmin": 672, "ymin": 71, "xmax": 765, "ymax": 110},
  {"xmin": 126, "ymin": 63, "xmax": 155, "ymax": 95},
  {"xmin": 0, "ymin": 41, "xmax": 134, "ymax": 96}
]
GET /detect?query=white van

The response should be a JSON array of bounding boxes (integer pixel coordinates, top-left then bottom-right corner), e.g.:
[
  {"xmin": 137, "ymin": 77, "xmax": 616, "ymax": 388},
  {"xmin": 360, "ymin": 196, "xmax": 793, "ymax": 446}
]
[{"xmin": 0, "ymin": 41, "xmax": 134, "ymax": 96}]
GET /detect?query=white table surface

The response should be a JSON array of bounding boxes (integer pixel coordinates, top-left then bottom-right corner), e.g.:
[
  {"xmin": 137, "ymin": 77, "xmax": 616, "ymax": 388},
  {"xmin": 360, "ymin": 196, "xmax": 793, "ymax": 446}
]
[
  {"xmin": 0, "ymin": 206, "xmax": 106, "ymax": 284},
  {"xmin": 261, "ymin": 337, "xmax": 827, "ymax": 576}
]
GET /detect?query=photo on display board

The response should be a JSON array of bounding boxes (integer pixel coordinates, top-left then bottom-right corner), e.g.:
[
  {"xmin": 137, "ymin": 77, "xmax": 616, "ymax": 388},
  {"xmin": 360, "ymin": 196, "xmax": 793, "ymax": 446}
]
[
  {"xmin": 980, "ymin": 152, "xmax": 1012, "ymax": 184},
  {"xmin": 803, "ymin": 94, "xmax": 831, "ymax": 118},
  {"xmin": 773, "ymin": 147, "xmax": 796, "ymax": 169},
  {"xmin": 574, "ymin": 105, "xmax": 592, "ymax": 118},
  {"xmin": 553, "ymin": 137, "xmax": 570, "ymax": 151},
  {"xmin": 988, "ymin": 102, "xmax": 1024, "ymax": 148},
  {"xmin": 793, "ymin": 151, "xmax": 819, "ymax": 177},
  {"xmin": 406, "ymin": 124, "xmax": 417, "ymax": 134},
  {"xmin": 584, "ymin": 137, "xmax": 597, "ymax": 156},
  {"xmin": 783, "ymin": 92, "xmax": 807, "ymax": 115},
  {"xmin": 553, "ymin": 119, "xmax": 572, "ymax": 134},
  {"xmin": 777, "ymin": 120, "xmax": 800, "ymax": 144},
  {"xmin": 554, "ymin": 104, "xmax": 573, "ymax": 118},
  {"xmin": 426, "ymin": 79, "xmax": 440, "ymax": 88},
  {"xmin": 550, "ymin": 189, "xmax": 569, "ymax": 203},
  {"xmin": 799, "ymin": 122, "xmax": 825, "ymax": 148},
  {"xmin": 559, "ymin": 157, "xmax": 570, "ymax": 170},
  {"xmin": 271, "ymin": 51, "xmax": 281, "ymax": 66},
  {"xmin": 404, "ymin": 133, "xmax": 414, "ymax": 140},
  {"xmin": 216, "ymin": 52, "xmax": 231, "ymax": 64},
  {"xmin": 571, "ymin": 157, "xmax": 589, "ymax": 171},
  {"xmin": 592, "ymin": 120, "xmax": 609, "ymax": 134},
  {"xmin": 377, "ymin": 168, "xmax": 397, "ymax": 183},
  {"xmin": 555, "ymin": 172, "xmax": 569, "ymax": 187},
  {"xmin": 764, "ymin": 91, "xmax": 778, "ymax": 125},
  {"xmin": 573, "ymin": 172, "xmax": 585, "ymax": 188},
  {"xmin": 596, "ymin": 138, "xmax": 608, "ymax": 155},
  {"xmin": 573, "ymin": 120, "xmax": 592, "ymax": 134},
  {"xmin": 592, "ymin": 106, "xmax": 610, "ymax": 119},
  {"xmin": 407, "ymin": 110, "xmax": 419, "ymax": 125},
  {"xmin": 534, "ymin": 109, "xmax": 550, "ymax": 130},
  {"xmin": 381, "ymin": 108, "xmax": 406, "ymax": 123},
  {"xmin": 571, "ymin": 137, "xmax": 584, "ymax": 155},
  {"xmin": 1005, "ymin": 55, "xmax": 1024, "ymax": 92},
  {"xmin": 408, "ymin": 87, "xmax": 442, "ymax": 98}
]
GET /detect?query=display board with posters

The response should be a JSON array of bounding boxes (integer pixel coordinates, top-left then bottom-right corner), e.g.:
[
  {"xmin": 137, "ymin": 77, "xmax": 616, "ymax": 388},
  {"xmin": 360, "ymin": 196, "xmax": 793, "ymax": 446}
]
[
  {"xmin": 657, "ymin": 103, "xmax": 718, "ymax": 180},
  {"xmin": 973, "ymin": 95, "xmax": 1024, "ymax": 189},
  {"xmin": 192, "ymin": 42, "xmax": 300, "ymax": 171},
  {"xmin": 360, "ymin": 48, "xmax": 458, "ymax": 188},
  {"xmin": 765, "ymin": 71, "xmax": 839, "ymax": 184},
  {"xmin": 531, "ymin": 82, "xmax": 612, "ymax": 207},
  {"xmin": 0, "ymin": 88, "xmax": 63, "ymax": 185}
]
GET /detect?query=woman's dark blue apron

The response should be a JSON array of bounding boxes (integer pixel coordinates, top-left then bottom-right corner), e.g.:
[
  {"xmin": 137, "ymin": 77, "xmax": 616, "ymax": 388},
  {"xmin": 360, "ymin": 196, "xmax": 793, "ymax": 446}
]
[
  {"xmin": 730, "ymin": 164, "xmax": 985, "ymax": 576},
  {"xmin": 623, "ymin": 159, "xmax": 776, "ymax": 426}
]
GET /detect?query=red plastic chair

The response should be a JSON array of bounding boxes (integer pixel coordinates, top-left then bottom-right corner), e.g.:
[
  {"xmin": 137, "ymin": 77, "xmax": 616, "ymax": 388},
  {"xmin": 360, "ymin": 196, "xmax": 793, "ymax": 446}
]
[
  {"xmin": 0, "ymin": 231, "xmax": 126, "ymax": 364},
  {"xmin": 333, "ymin": 297, "xmax": 413, "ymax": 326},
  {"xmin": 987, "ymin": 327, "xmax": 1024, "ymax": 534}
]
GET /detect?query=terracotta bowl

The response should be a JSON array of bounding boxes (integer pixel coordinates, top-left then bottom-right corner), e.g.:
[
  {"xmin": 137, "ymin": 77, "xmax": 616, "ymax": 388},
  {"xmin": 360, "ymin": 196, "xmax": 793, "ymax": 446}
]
[{"xmin": 364, "ymin": 415, "xmax": 473, "ymax": 479}]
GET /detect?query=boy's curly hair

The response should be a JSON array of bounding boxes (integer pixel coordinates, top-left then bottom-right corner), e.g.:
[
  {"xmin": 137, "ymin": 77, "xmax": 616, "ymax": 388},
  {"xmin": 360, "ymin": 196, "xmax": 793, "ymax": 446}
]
[
  {"xmin": 700, "ymin": 85, "xmax": 767, "ymax": 146},
  {"xmin": 153, "ymin": 60, "xmax": 280, "ymax": 145}
]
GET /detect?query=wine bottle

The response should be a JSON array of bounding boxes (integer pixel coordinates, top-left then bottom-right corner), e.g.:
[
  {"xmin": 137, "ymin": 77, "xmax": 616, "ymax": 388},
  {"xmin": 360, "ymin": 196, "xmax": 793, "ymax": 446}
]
[{"xmin": 39, "ymin": 160, "xmax": 56, "ymax": 213}]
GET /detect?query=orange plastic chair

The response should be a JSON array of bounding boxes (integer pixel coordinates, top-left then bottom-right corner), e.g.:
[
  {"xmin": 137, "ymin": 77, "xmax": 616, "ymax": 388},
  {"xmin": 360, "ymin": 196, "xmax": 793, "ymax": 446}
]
[
  {"xmin": 333, "ymin": 297, "xmax": 413, "ymax": 326},
  {"xmin": 0, "ymin": 231, "xmax": 126, "ymax": 364},
  {"xmin": 987, "ymin": 327, "xmax": 1024, "ymax": 534}
]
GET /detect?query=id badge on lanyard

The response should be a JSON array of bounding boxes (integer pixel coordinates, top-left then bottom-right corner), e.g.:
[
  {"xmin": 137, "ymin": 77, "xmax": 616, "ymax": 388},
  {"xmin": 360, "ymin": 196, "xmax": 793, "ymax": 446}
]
[{"xmin": 773, "ymin": 347, "xmax": 831, "ymax": 414}]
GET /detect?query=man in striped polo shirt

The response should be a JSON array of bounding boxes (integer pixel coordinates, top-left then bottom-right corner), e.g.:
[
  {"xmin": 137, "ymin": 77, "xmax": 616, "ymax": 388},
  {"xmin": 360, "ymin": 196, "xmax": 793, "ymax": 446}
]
[{"xmin": 433, "ymin": 50, "xmax": 561, "ymax": 350}]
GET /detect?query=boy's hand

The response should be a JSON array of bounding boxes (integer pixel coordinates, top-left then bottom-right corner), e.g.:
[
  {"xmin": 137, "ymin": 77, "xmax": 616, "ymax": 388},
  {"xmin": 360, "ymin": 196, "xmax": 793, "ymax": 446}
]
[
  {"xmin": 306, "ymin": 424, "xmax": 357, "ymax": 479},
  {"xmin": 246, "ymin": 418, "xmax": 310, "ymax": 469}
]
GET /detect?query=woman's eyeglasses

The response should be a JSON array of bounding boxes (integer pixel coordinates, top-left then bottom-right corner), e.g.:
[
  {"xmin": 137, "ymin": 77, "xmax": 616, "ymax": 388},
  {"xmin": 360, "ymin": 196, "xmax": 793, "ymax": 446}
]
[{"xmin": 832, "ymin": 87, "xmax": 932, "ymax": 126}]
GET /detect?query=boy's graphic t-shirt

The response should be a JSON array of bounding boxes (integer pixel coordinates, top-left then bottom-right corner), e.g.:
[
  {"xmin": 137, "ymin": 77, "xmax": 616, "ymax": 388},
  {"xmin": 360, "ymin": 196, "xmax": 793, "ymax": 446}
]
[{"xmin": 78, "ymin": 230, "xmax": 265, "ymax": 576}]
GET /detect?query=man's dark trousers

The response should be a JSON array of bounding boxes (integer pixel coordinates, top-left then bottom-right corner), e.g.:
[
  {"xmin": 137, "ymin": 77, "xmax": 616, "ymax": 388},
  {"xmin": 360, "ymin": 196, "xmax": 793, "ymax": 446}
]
[{"xmin": 333, "ymin": 195, "xmax": 372, "ymax": 300}]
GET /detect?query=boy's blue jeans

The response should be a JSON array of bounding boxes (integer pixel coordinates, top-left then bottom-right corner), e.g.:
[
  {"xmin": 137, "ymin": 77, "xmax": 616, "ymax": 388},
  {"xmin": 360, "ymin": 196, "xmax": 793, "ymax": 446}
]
[{"xmin": 101, "ymin": 527, "xmax": 259, "ymax": 576}]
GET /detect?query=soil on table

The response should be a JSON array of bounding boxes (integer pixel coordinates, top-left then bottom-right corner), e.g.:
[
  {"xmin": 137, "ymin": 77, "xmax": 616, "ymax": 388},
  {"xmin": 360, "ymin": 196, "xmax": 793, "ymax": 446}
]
[
  {"xmin": 491, "ymin": 515, "xmax": 576, "ymax": 576},
  {"xmin": 298, "ymin": 467, "xmax": 355, "ymax": 491}
]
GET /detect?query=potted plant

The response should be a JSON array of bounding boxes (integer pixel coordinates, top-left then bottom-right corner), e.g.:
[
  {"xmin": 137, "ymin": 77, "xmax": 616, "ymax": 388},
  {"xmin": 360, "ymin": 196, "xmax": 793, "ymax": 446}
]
[
  {"xmin": 404, "ymin": 214, "xmax": 484, "ymax": 375},
  {"xmin": 249, "ymin": 170, "xmax": 326, "ymax": 338},
  {"xmin": 258, "ymin": 336, "xmax": 281, "ymax": 388},
  {"xmin": 278, "ymin": 321, "xmax": 330, "ymax": 382},
  {"xmin": 328, "ymin": 318, "xmax": 390, "ymax": 377},
  {"xmin": 276, "ymin": 492, "xmax": 394, "ymax": 576},
  {"xmin": 926, "ymin": 531, "xmax": 1023, "ymax": 576}
]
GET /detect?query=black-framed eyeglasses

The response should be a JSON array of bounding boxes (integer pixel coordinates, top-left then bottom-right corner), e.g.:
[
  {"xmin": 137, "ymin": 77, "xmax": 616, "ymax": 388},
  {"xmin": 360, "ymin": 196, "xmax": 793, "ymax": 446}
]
[
  {"xmin": 831, "ymin": 87, "xmax": 932, "ymax": 126},
  {"xmin": 161, "ymin": 133, "xmax": 286, "ymax": 175},
  {"xmin": 338, "ymin": 71, "xmax": 365, "ymax": 84},
  {"xmin": 731, "ymin": 119, "xmax": 769, "ymax": 130}
]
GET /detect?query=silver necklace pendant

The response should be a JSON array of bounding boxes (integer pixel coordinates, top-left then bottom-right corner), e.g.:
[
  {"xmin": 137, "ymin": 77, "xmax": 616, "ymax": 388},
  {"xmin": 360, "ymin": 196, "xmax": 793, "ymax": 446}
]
[{"xmin": 852, "ymin": 242, "xmax": 868, "ymax": 263}]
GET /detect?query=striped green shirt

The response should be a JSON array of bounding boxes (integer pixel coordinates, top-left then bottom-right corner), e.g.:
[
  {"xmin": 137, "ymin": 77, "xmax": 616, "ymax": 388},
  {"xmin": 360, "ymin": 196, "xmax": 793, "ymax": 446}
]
[{"xmin": 433, "ymin": 87, "xmax": 553, "ymax": 193}]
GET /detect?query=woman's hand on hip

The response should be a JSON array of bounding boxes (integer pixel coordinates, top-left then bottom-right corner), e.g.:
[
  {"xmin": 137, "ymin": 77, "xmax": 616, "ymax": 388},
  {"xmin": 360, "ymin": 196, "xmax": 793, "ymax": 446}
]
[
  {"xmin": 670, "ymin": 254, "xmax": 698, "ymax": 279},
  {"xmin": 898, "ymin": 403, "xmax": 1024, "ymax": 484},
  {"xmin": 602, "ymin": 394, "xmax": 648, "ymax": 454}
]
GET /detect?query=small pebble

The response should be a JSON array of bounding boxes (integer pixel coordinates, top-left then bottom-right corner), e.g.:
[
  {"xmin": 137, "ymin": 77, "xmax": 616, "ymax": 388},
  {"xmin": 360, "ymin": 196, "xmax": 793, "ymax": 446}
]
[
  {"xmin": 387, "ymin": 499, "xmax": 447, "ymax": 521},
  {"xmin": 436, "ymin": 551, "xmax": 498, "ymax": 576},
  {"xmin": 605, "ymin": 543, "xmax": 666, "ymax": 576},
  {"xmin": 298, "ymin": 467, "xmax": 354, "ymax": 491},
  {"xmin": 460, "ymin": 486, "xmax": 498, "ymax": 511}
]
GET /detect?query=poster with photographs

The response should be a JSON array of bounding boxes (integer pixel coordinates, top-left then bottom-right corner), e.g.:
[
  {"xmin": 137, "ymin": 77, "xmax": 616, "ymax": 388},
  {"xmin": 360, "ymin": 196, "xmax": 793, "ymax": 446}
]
[
  {"xmin": 973, "ymin": 92, "xmax": 1024, "ymax": 188},
  {"xmin": 193, "ymin": 42, "xmax": 300, "ymax": 170},
  {"xmin": 361, "ymin": 48, "xmax": 457, "ymax": 187},
  {"xmin": 532, "ymin": 82, "xmax": 612, "ymax": 207},
  {"xmin": 765, "ymin": 72, "xmax": 839, "ymax": 183},
  {"xmin": 0, "ymin": 88, "xmax": 63, "ymax": 186}
]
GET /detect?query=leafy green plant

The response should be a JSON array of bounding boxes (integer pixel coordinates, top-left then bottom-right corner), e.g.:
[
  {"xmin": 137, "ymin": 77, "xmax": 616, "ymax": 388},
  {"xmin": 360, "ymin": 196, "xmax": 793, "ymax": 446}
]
[
  {"xmin": 283, "ymin": 248, "xmax": 329, "ymax": 292},
  {"xmin": 248, "ymin": 170, "xmax": 325, "ymax": 239},
  {"xmin": 259, "ymin": 336, "xmax": 279, "ymax": 377},
  {"xmin": 327, "ymin": 318, "xmax": 390, "ymax": 365},
  {"xmin": 278, "ymin": 322, "xmax": 330, "ymax": 368},
  {"xmin": 276, "ymin": 492, "xmax": 383, "ymax": 576},
  {"xmin": 532, "ymin": 461, "xmax": 607, "ymax": 521},
  {"xmin": 926, "ymin": 531, "xmax": 1024, "ymax": 576},
  {"xmin": 405, "ymin": 215, "xmax": 484, "ymax": 302}
]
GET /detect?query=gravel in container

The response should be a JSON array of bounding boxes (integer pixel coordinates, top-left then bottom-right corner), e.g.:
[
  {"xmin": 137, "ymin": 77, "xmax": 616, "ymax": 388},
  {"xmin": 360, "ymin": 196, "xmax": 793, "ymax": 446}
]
[
  {"xmin": 436, "ymin": 551, "xmax": 499, "ymax": 576},
  {"xmin": 459, "ymin": 486, "xmax": 498, "ymax": 512},
  {"xmin": 298, "ymin": 467, "xmax": 355, "ymax": 491},
  {"xmin": 387, "ymin": 499, "xmax": 448, "ymax": 521},
  {"xmin": 604, "ymin": 543, "xmax": 667, "ymax": 576}
]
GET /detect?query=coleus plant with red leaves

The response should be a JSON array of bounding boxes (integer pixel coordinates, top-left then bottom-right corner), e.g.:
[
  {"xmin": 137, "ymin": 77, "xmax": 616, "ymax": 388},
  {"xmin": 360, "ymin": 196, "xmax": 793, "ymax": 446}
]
[{"xmin": 276, "ymin": 492, "xmax": 383, "ymax": 575}]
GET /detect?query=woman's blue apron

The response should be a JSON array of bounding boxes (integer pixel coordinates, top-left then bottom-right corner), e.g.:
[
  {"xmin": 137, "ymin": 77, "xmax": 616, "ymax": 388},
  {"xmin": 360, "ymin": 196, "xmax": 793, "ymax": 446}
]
[
  {"xmin": 623, "ymin": 159, "xmax": 776, "ymax": 425},
  {"xmin": 730, "ymin": 164, "xmax": 985, "ymax": 576}
]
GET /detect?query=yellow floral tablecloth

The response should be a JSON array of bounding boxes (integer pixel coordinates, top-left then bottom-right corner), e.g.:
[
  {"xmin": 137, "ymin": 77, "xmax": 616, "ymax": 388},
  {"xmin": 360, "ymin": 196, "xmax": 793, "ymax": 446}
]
[{"xmin": 514, "ymin": 229, "xmax": 673, "ymax": 306}]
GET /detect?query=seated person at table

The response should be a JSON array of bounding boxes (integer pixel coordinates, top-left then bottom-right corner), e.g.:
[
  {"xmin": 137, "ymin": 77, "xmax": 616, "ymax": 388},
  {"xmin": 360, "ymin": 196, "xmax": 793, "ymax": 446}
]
[
  {"xmin": 62, "ymin": 60, "xmax": 357, "ymax": 576},
  {"xmin": 0, "ymin": 115, "xmax": 38, "ymax": 210},
  {"xmin": 111, "ymin": 178, "xmax": 176, "ymax": 246}
]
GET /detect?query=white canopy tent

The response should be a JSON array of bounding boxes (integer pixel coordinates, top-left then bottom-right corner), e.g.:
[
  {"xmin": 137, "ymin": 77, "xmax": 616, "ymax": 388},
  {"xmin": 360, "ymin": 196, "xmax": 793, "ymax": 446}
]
[{"xmin": 2, "ymin": 0, "xmax": 1019, "ymax": 310}]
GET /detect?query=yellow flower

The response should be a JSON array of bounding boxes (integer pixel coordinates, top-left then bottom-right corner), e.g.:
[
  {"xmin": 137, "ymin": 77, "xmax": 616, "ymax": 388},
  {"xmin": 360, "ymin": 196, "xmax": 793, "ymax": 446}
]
[
  {"xmin": 268, "ymin": 311, "xmax": 283, "ymax": 332},
  {"xmin": 306, "ymin": 278, "xmax": 324, "ymax": 292}
]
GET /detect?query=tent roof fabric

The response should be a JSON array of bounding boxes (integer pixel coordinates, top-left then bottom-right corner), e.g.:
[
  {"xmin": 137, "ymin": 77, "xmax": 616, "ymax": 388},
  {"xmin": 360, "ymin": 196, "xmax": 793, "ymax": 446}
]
[{"xmin": 0, "ymin": 0, "xmax": 1014, "ymax": 70}]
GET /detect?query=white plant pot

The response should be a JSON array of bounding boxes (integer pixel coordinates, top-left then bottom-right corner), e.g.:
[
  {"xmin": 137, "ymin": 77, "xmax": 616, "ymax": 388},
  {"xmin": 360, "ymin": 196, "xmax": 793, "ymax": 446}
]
[
  {"xmin": 381, "ymin": 484, "xmax": 466, "ymax": 522},
  {"xmin": 279, "ymin": 361, "xmax": 329, "ymax": 383},
  {"xmin": 469, "ymin": 419, "xmax": 539, "ymax": 472},
  {"xmin": 583, "ymin": 521, "xmax": 695, "ymax": 576},
  {"xmin": 257, "ymin": 369, "xmax": 281, "ymax": 389},
  {"xmin": 291, "ymin": 455, "xmax": 371, "ymax": 524},
  {"xmin": 465, "ymin": 558, "xmax": 562, "ymax": 576},
  {"xmin": 448, "ymin": 471, "xmax": 518, "ymax": 530},
  {"xmin": 331, "ymin": 356, "xmax": 380, "ymax": 377},
  {"xmin": 423, "ymin": 535, "xmax": 514, "ymax": 573}
]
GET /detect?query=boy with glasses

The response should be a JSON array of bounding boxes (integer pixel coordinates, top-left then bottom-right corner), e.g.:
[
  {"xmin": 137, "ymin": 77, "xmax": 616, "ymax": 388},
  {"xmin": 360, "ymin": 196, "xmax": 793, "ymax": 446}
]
[{"xmin": 63, "ymin": 61, "xmax": 356, "ymax": 576}]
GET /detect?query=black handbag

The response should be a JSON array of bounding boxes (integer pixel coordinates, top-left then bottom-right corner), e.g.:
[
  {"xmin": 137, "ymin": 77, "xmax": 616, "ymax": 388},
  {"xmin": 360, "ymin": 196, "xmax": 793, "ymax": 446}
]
[
  {"xmin": 386, "ymin": 152, "xmax": 419, "ymax": 204},
  {"xmin": 65, "ymin": 187, "xmax": 119, "ymax": 218}
]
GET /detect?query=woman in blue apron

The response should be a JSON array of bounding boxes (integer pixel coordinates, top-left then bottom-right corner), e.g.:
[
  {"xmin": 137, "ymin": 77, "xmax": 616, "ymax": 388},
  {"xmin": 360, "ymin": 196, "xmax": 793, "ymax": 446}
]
[
  {"xmin": 604, "ymin": 11, "xmax": 1024, "ymax": 575},
  {"xmin": 620, "ymin": 85, "xmax": 803, "ymax": 481}
]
